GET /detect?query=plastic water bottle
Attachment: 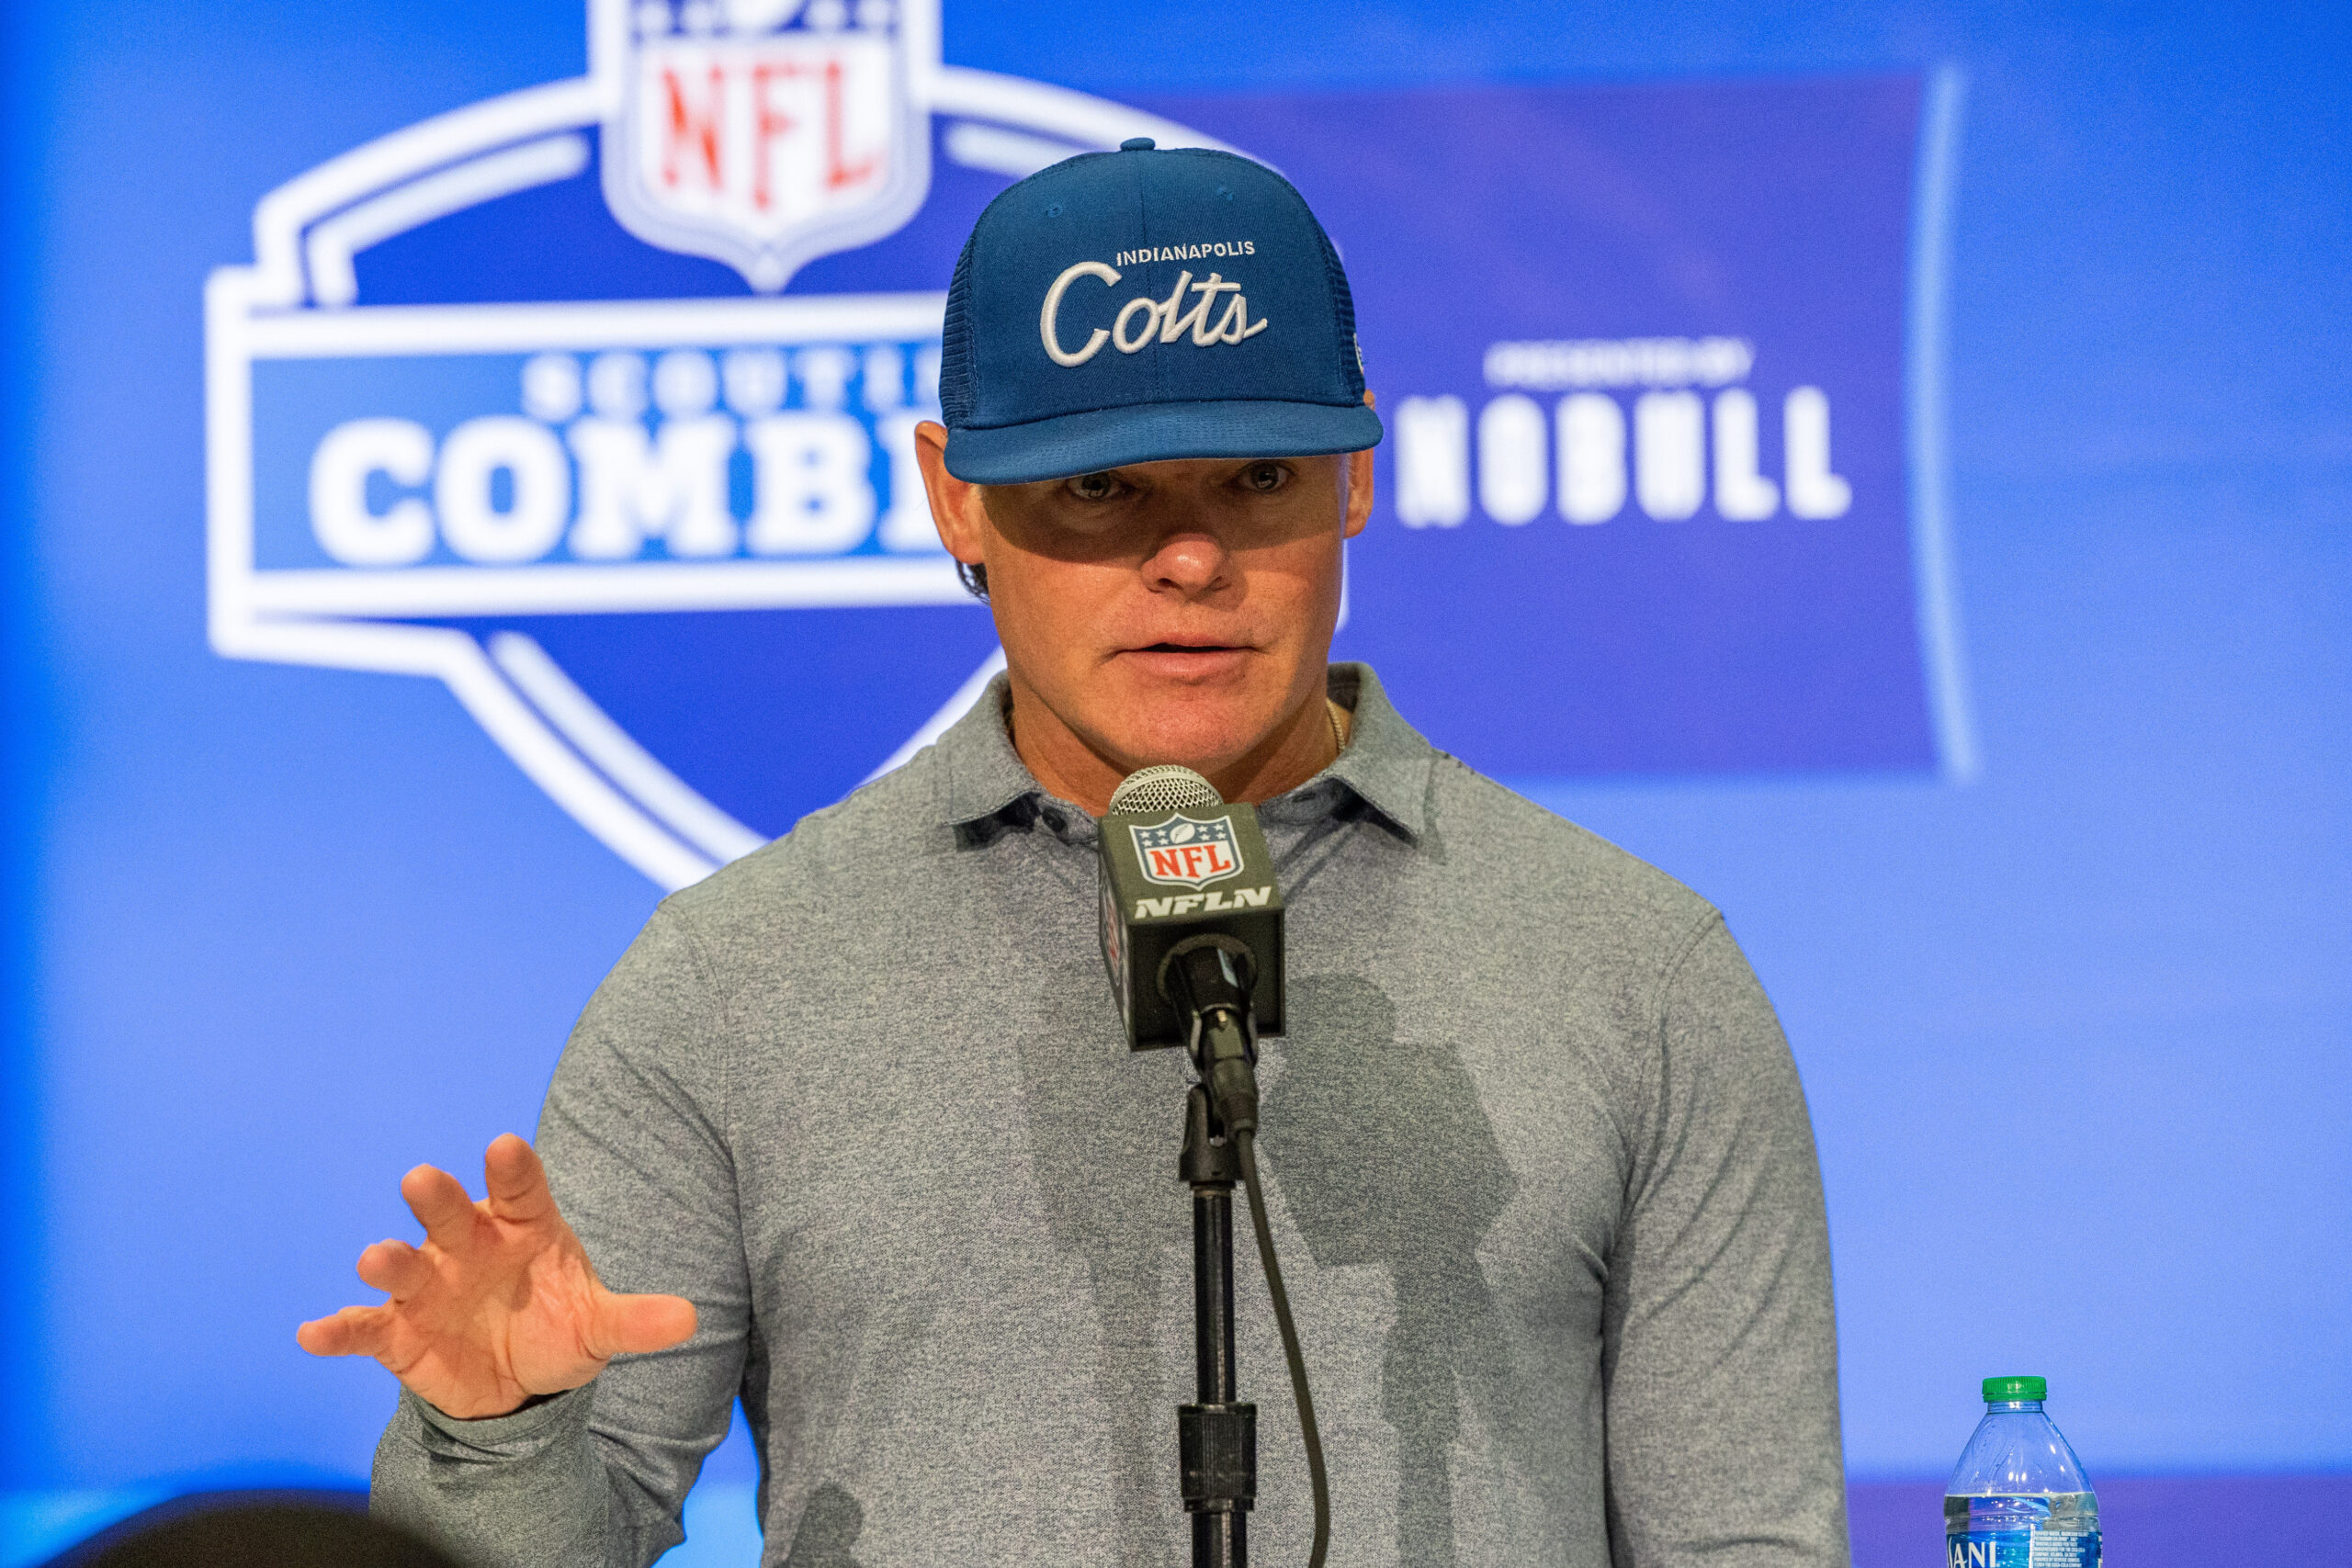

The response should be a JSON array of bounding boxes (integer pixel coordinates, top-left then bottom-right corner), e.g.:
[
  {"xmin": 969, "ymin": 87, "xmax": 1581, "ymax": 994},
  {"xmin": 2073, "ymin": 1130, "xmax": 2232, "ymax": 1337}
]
[{"xmin": 1944, "ymin": 1376, "xmax": 2100, "ymax": 1567}]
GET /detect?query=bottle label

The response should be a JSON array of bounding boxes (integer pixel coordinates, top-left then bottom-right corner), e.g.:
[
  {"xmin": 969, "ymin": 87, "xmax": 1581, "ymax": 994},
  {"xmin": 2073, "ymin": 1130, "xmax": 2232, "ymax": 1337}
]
[{"xmin": 1946, "ymin": 1529, "xmax": 2101, "ymax": 1567}]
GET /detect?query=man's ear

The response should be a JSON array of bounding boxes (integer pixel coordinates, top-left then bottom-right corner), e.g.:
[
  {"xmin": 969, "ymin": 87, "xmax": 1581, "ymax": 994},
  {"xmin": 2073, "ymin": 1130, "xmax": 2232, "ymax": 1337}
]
[
  {"xmin": 1342, "ymin": 389, "xmax": 1378, "ymax": 540},
  {"xmin": 913, "ymin": 421, "xmax": 987, "ymax": 567}
]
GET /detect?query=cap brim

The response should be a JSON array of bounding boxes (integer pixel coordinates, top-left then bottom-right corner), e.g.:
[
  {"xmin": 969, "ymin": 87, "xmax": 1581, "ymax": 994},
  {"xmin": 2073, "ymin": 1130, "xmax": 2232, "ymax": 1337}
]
[{"xmin": 944, "ymin": 399, "xmax": 1385, "ymax": 484}]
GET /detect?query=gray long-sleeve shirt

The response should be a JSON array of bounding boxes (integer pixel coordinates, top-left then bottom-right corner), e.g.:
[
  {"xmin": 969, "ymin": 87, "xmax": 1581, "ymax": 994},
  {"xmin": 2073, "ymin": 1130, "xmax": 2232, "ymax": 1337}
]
[{"xmin": 372, "ymin": 663, "xmax": 1848, "ymax": 1568}]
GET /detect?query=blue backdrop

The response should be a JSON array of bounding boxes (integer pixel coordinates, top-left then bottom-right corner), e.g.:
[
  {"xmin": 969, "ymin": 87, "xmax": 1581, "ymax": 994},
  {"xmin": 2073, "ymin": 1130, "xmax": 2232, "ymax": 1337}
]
[{"xmin": 2, "ymin": 2, "xmax": 2346, "ymax": 1564}]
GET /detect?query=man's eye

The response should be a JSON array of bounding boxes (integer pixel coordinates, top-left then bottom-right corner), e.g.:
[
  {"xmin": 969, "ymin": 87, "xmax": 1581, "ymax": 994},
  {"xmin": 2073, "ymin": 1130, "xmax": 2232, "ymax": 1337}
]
[
  {"xmin": 1241, "ymin": 462, "xmax": 1288, "ymax": 493},
  {"xmin": 1066, "ymin": 472, "xmax": 1122, "ymax": 502}
]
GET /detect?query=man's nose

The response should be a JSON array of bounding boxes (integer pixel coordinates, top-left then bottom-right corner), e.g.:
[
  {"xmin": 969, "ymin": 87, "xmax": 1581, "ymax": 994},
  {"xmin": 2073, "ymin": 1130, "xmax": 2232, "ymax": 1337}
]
[{"xmin": 1142, "ymin": 531, "xmax": 1234, "ymax": 597}]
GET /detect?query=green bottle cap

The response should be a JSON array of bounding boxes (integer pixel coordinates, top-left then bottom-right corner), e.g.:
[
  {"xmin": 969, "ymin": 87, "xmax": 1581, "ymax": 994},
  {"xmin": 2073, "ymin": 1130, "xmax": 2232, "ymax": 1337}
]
[{"xmin": 1983, "ymin": 1375, "xmax": 2047, "ymax": 1403}]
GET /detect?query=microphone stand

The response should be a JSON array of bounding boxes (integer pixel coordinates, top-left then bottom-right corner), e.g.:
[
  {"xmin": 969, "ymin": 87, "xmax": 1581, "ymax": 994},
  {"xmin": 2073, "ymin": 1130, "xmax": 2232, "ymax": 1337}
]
[
  {"xmin": 1178, "ymin": 1083, "xmax": 1254, "ymax": 1568},
  {"xmin": 1167, "ymin": 937, "xmax": 1266, "ymax": 1567}
]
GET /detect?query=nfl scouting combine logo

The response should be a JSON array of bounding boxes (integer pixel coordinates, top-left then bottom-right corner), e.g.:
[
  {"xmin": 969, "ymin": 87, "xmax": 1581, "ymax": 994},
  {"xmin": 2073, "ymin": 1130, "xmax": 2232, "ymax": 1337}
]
[{"xmin": 206, "ymin": 0, "xmax": 1233, "ymax": 890}]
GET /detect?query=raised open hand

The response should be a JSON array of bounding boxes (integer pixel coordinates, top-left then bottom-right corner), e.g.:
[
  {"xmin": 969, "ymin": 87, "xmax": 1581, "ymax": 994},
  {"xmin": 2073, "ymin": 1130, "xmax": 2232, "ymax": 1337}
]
[{"xmin": 297, "ymin": 1134, "xmax": 696, "ymax": 1419}]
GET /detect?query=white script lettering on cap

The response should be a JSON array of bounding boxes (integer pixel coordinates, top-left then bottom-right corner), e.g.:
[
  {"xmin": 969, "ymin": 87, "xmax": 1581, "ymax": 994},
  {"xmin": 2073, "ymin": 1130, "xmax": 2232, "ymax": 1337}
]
[{"xmin": 1040, "ymin": 261, "xmax": 1271, "ymax": 367}]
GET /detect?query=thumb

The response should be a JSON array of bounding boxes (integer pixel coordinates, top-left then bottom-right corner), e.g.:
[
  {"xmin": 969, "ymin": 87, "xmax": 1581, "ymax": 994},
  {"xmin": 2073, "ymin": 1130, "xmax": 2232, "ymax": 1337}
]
[{"xmin": 593, "ymin": 1291, "xmax": 697, "ymax": 1358}]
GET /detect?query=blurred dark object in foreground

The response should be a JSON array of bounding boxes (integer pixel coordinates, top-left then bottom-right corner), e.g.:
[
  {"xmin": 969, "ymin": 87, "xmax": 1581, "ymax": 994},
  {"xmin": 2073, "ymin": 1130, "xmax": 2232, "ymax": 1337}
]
[{"xmin": 45, "ymin": 1489, "xmax": 460, "ymax": 1568}]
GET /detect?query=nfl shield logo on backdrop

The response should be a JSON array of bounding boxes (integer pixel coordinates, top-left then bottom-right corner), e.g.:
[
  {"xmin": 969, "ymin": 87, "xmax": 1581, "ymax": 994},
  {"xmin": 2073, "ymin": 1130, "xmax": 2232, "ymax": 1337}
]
[
  {"xmin": 1130, "ymin": 817, "xmax": 1246, "ymax": 889},
  {"xmin": 603, "ymin": 0, "xmax": 932, "ymax": 291}
]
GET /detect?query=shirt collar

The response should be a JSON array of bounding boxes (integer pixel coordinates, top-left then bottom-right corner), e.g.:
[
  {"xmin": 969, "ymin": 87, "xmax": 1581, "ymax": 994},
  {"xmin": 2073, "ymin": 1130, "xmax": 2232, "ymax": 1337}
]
[
  {"xmin": 1313, "ymin": 662, "xmax": 1431, "ymax": 840},
  {"xmin": 935, "ymin": 674, "xmax": 1043, "ymax": 829},
  {"xmin": 931, "ymin": 660, "xmax": 1434, "ymax": 841}
]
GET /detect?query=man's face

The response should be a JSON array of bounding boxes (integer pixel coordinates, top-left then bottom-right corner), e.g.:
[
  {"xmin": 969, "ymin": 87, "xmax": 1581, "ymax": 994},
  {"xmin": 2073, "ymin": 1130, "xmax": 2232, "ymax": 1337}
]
[{"xmin": 916, "ymin": 426, "xmax": 1375, "ymax": 800}]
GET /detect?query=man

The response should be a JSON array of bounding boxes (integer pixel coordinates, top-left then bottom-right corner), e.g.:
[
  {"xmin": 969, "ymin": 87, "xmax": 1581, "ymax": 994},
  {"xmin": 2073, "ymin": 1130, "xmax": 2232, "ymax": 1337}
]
[{"xmin": 301, "ymin": 141, "xmax": 1848, "ymax": 1567}]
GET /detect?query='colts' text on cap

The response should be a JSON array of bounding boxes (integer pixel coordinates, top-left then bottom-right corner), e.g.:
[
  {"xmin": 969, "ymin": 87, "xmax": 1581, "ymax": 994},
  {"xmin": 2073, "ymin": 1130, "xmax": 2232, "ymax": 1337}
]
[{"xmin": 940, "ymin": 138, "xmax": 1384, "ymax": 484}]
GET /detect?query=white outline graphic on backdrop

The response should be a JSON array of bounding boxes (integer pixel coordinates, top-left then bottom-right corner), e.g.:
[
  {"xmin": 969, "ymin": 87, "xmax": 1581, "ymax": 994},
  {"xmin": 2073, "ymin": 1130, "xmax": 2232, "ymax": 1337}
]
[
  {"xmin": 206, "ymin": 2, "xmax": 1237, "ymax": 892},
  {"xmin": 305, "ymin": 134, "xmax": 593, "ymax": 309},
  {"xmin": 1905, "ymin": 63, "xmax": 1979, "ymax": 782}
]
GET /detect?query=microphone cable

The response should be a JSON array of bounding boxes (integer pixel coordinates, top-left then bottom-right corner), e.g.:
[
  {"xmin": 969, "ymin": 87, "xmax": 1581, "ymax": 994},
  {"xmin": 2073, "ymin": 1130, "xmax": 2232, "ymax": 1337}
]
[{"xmin": 1236, "ymin": 1127, "xmax": 1329, "ymax": 1568}]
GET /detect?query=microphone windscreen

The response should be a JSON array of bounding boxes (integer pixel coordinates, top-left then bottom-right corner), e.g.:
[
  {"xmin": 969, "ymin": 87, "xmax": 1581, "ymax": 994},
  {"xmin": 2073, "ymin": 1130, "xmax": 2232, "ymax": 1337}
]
[{"xmin": 1107, "ymin": 764, "xmax": 1223, "ymax": 817}]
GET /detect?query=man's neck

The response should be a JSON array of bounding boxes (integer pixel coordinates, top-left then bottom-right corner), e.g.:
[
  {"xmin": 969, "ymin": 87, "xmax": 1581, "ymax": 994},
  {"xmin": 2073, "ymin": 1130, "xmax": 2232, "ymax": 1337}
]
[{"xmin": 1003, "ymin": 672, "xmax": 1341, "ymax": 817}]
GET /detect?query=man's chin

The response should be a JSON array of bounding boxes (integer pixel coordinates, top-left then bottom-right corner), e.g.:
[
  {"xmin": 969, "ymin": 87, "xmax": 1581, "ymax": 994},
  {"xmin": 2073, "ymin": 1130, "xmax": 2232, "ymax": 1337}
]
[{"xmin": 1098, "ymin": 691, "xmax": 1287, "ymax": 779}]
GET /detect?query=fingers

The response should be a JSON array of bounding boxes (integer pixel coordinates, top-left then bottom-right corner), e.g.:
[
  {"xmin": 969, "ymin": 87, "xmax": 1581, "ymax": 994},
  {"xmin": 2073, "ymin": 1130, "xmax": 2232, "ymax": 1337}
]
[
  {"xmin": 593, "ymin": 1292, "xmax": 698, "ymax": 1358},
  {"xmin": 296, "ymin": 1303, "xmax": 392, "ymax": 1359},
  {"xmin": 482, "ymin": 1134, "xmax": 555, "ymax": 1224},
  {"xmin": 354, "ymin": 1238, "xmax": 427, "ymax": 1299},
  {"xmin": 305, "ymin": 1237, "xmax": 425, "ymax": 1359},
  {"xmin": 401, "ymin": 1164, "xmax": 480, "ymax": 1251}
]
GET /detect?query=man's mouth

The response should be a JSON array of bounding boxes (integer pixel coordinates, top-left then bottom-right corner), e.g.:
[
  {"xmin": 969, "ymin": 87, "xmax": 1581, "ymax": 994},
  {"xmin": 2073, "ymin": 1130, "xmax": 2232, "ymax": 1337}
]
[{"xmin": 1118, "ymin": 641, "xmax": 1255, "ymax": 678}]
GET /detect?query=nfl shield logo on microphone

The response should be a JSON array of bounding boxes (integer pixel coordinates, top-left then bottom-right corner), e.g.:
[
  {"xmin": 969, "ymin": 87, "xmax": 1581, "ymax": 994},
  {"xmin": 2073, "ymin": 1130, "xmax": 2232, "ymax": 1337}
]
[{"xmin": 1130, "ymin": 817, "xmax": 1246, "ymax": 889}]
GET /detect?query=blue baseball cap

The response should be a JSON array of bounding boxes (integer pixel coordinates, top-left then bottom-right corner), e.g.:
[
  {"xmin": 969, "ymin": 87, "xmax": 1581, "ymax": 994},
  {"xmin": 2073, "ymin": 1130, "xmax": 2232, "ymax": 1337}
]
[{"xmin": 940, "ymin": 140, "xmax": 1384, "ymax": 483}]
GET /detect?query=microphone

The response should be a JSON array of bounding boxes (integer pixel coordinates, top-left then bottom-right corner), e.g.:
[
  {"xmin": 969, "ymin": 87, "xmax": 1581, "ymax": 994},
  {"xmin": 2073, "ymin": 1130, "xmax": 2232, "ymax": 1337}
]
[
  {"xmin": 1098, "ymin": 764, "xmax": 1285, "ymax": 1132},
  {"xmin": 1099, "ymin": 763, "xmax": 1329, "ymax": 1567}
]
